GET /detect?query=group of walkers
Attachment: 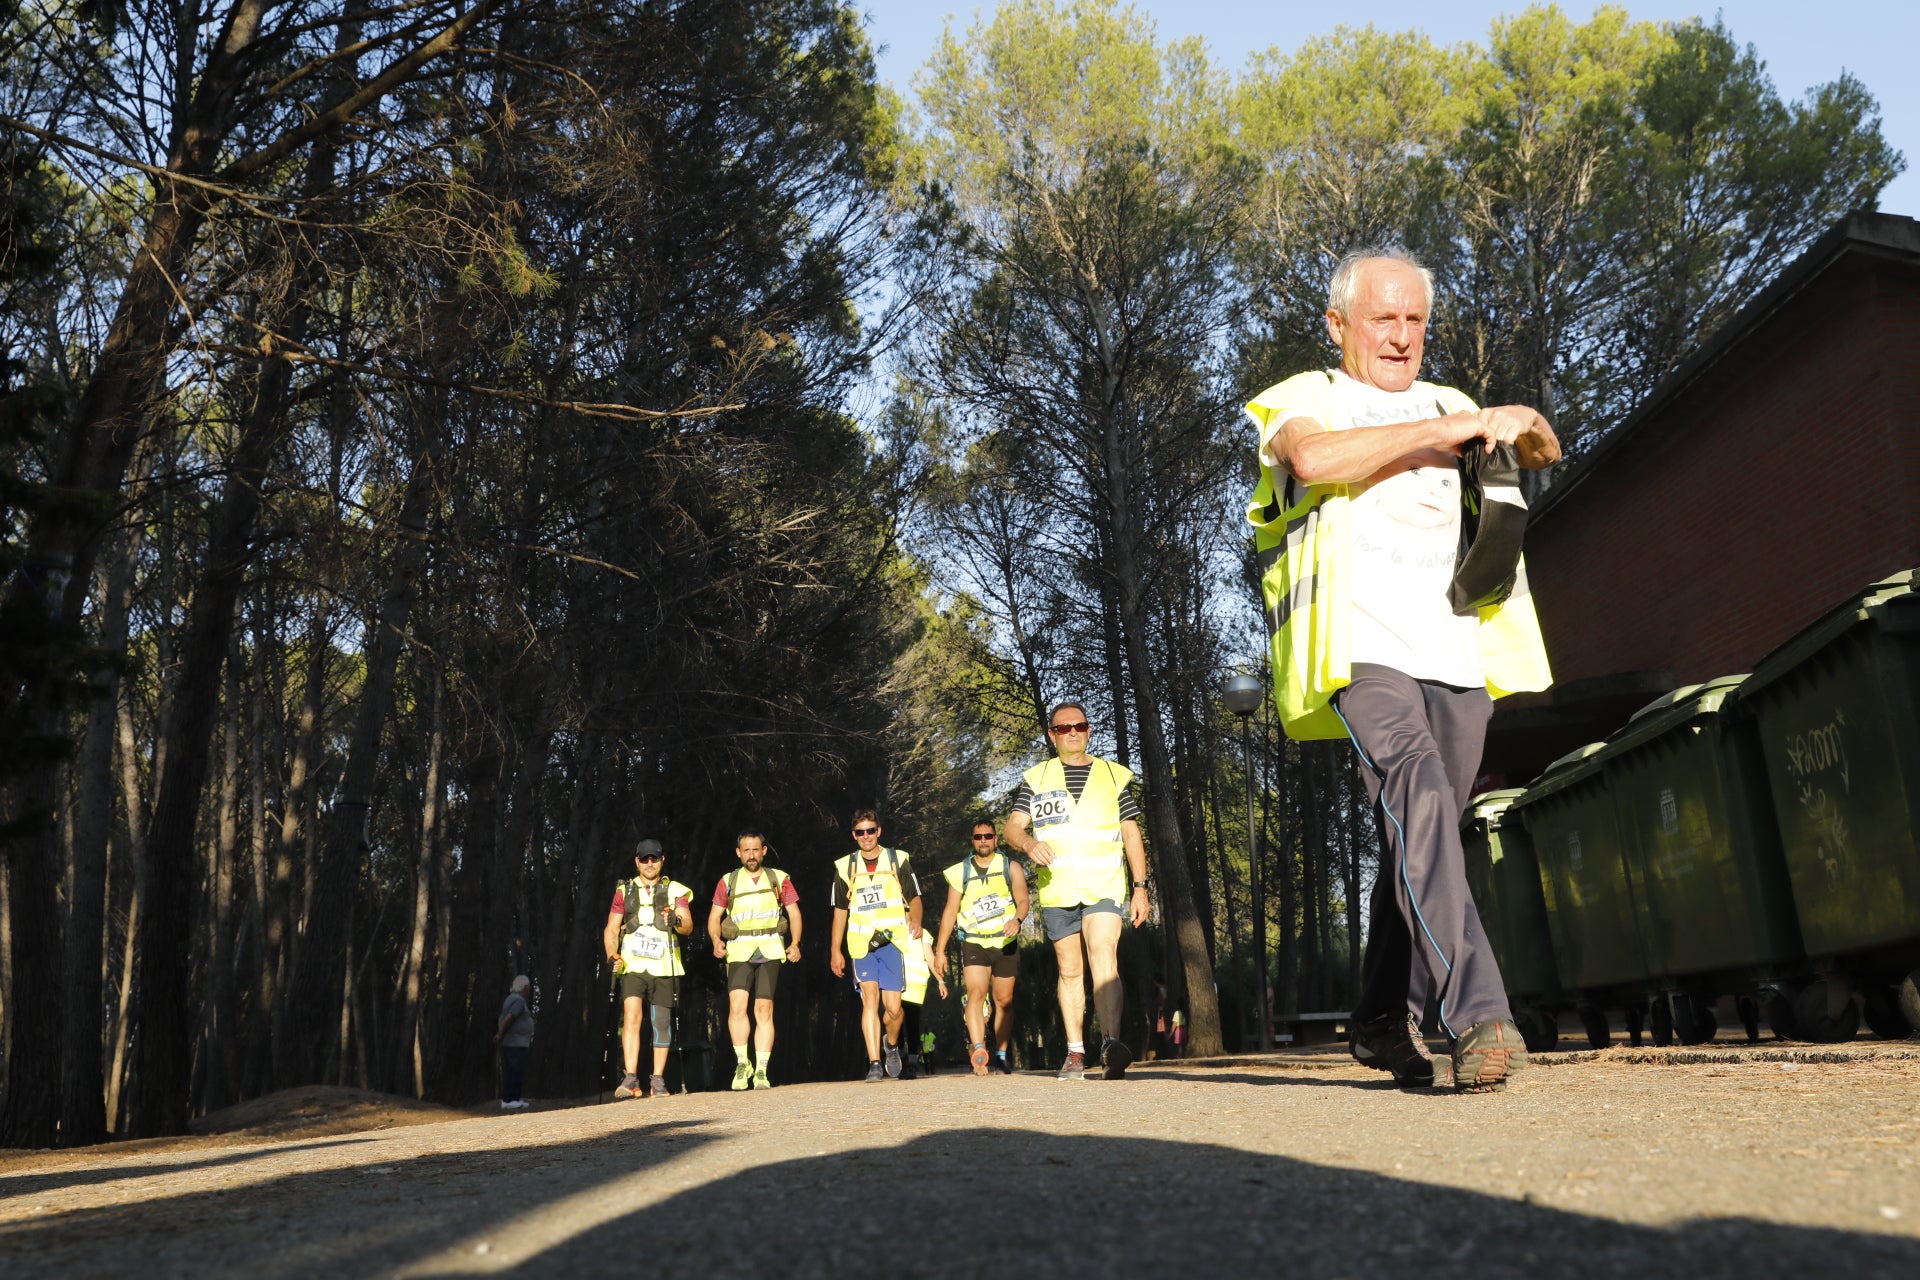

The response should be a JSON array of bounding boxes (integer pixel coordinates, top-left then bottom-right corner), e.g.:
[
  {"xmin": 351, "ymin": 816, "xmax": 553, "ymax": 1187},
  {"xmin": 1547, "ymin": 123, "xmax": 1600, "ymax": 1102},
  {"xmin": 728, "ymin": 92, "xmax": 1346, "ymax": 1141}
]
[{"xmin": 579, "ymin": 698, "xmax": 1148, "ymax": 1100}]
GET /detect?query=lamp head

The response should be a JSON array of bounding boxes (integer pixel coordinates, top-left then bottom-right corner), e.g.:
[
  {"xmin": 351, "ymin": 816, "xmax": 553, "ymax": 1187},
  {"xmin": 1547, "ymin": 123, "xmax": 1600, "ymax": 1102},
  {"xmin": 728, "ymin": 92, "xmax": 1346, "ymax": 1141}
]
[{"xmin": 1222, "ymin": 674, "xmax": 1264, "ymax": 718}]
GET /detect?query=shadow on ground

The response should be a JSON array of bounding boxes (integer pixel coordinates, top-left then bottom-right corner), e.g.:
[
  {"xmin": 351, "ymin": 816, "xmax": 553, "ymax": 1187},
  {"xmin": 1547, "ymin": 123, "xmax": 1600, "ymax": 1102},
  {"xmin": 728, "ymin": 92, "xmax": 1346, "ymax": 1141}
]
[
  {"xmin": 3, "ymin": 1121, "xmax": 1914, "ymax": 1278},
  {"xmin": 0, "ymin": 1136, "xmax": 386, "ymax": 1199}
]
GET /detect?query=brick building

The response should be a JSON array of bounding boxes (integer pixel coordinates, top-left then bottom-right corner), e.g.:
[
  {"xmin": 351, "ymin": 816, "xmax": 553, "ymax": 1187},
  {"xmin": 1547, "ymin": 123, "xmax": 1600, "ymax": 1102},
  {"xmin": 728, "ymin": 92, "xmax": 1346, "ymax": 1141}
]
[{"xmin": 1483, "ymin": 210, "xmax": 1920, "ymax": 782}]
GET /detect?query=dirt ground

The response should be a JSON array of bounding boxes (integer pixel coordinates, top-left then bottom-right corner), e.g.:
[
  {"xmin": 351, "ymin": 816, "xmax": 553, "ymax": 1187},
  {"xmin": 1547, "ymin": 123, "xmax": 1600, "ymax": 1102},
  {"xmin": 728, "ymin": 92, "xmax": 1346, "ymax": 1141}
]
[{"xmin": 2, "ymin": 1045, "xmax": 1917, "ymax": 1278}]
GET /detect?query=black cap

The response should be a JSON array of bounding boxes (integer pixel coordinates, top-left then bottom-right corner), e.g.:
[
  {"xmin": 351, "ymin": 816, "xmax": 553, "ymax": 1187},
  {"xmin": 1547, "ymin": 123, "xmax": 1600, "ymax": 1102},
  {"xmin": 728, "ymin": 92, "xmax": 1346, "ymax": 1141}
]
[{"xmin": 635, "ymin": 838, "xmax": 664, "ymax": 859}]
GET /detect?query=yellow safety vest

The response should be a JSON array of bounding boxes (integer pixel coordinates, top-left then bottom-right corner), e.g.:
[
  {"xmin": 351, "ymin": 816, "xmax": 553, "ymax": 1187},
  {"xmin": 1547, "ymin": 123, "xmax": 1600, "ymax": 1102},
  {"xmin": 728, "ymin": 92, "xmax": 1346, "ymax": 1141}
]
[
  {"xmin": 942, "ymin": 854, "xmax": 1018, "ymax": 943},
  {"xmin": 902, "ymin": 933, "xmax": 934, "ymax": 1005},
  {"xmin": 1244, "ymin": 370, "xmax": 1554, "ymax": 741},
  {"xmin": 721, "ymin": 868, "xmax": 790, "ymax": 964},
  {"xmin": 1023, "ymin": 756, "xmax": 1132, "ymax": 909},
  {"xmin": 834, "ymin": 848, "xmax": 913, "ymax": 959},
  {"xmin": 618, "ymin": 877, "xmax": 691, "ymax": 977}
]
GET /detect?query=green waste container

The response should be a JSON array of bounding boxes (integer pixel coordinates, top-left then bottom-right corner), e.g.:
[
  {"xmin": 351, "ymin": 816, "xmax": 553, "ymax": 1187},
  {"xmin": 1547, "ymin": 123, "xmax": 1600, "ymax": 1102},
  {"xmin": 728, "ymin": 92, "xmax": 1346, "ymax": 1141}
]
[
  {"xmin": 1510, "ymin": 743, "xmax": 1651, "ymax": 994},
  {"xmin": 1737, "ymin": 570, "xmax": 1920, "ymax": 966},
  {"xmin": 1598, "ymin": 675, "xmax": 1803, "ymax": 981},
  {"xmin": 1462, "ymin": 788, "xmax": 1561, "ymax": 1007}
]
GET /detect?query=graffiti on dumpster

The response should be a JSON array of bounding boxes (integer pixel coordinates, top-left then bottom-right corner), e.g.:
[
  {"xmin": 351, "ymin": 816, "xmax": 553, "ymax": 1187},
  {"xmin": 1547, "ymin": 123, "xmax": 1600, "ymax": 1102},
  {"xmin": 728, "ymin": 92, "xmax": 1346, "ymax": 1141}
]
[{"xmin": 1781, "ymin": 709, "xmax": 1852, "ymax": 880}]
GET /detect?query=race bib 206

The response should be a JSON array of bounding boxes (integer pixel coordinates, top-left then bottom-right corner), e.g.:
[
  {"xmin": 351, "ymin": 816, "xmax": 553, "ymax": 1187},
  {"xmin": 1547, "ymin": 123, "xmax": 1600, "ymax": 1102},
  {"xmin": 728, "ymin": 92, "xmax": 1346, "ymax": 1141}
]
[{"xmin": 1030, "ymin": 789, "xmax": 1071, "ymax": 829}]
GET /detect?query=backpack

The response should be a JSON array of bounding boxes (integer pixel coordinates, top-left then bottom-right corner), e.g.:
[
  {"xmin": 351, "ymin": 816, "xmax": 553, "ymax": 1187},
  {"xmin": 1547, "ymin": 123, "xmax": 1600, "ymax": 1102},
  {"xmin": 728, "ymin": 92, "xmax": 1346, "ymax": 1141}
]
[{"xmin": 620, "ymin": 878, "xmax": 671, "ymax": 937}]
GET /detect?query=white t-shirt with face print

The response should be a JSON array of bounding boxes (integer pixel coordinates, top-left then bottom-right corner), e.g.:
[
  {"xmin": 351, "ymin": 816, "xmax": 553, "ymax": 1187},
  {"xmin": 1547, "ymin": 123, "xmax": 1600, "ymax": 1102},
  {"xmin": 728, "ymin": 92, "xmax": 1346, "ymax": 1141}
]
[{"xmin": 1329, "ymin": 371, "xmax": 1486, "ymax": 689}]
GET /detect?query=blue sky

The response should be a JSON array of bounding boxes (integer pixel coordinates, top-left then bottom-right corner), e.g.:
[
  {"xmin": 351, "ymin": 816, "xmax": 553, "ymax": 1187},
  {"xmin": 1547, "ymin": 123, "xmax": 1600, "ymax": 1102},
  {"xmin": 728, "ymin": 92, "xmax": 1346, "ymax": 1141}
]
[{"xmin": 854, "ymin": 0, "xmax": 1919, "ymax": 215}]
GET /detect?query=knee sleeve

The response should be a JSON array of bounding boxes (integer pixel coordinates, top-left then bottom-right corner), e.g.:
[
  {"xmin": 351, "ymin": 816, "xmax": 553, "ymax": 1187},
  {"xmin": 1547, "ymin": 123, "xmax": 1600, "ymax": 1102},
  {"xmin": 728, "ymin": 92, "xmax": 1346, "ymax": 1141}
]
[{"xmin": 650, "ymin": 1004, "xmax": 673, "ymax": 1048}]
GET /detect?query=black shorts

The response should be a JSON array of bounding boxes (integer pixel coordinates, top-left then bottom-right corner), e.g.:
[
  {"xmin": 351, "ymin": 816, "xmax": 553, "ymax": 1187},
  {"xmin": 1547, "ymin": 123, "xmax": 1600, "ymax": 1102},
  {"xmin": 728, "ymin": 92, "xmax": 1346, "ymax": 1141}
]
[
  {"xmin": 727, "ymin": 960, "xmax": 782, "ymax": 1000},
  {"xmin": 961, "ymin": 940, "xmax": 1020, "ymax": 979},
  {"xmin": 619, "ymin": 972, "xmax": 680, "ymax": 1006}
]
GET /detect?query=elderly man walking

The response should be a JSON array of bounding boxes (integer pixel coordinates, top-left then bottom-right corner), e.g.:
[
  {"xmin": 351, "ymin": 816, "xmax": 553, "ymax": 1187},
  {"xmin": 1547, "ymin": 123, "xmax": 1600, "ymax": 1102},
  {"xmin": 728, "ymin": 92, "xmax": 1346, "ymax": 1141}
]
[
  {"xmin": 494, "ymin": 975, "xmax": 535, "ymax": 1110},
  {"xmin": 1244, "ymin": 247, "xmax": 1560, "ymax": 1092}
]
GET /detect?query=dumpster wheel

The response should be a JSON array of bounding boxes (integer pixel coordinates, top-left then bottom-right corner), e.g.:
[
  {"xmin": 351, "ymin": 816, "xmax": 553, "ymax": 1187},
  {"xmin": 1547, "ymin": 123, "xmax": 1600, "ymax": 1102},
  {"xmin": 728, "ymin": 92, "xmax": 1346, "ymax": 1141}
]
[
  {"xmin": 1513, "ymin": 1006, "xmax": 1559, "ymax": 1054},
  {"xmin": 1579, "ymin": 1004, "xmax": 1610, "ymax": 1050},
  {"xmin": 1672, "ymin": 995, "xmax": 1717, "ymax": 1045},
  {"xmin": 1790, "ymin": 980, "xmax": 1860, "ymax": 1043},
  {"xmin": 1861, "ymin": 984, "xmax": 1913, "ymax": 1040},
  {"xmin": 1900, "ymin": 970, "xmax": 1920, "ymax": 1034},
  {"xmin": 1649, "ymin": 997, "xmax": 1675, "ymax": 1047}
]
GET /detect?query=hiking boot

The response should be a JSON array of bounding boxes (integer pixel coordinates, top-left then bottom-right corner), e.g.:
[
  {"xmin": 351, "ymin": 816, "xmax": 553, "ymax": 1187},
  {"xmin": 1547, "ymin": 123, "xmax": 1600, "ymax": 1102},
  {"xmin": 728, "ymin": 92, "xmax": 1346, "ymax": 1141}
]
[
  {"xmin": 1056, "ymin": 1051, "xmax": 1086, "ymax": 1081},
  {"xmin": 864, "ymin": 1061, "xmax": 885, "ymax": 1083},
  {"xmin": 1350, "ymin": 1011, "xmax": 1437, "ymax": 1088},
  {"xmin": 1453, "ymin": 1018, "xmax": 1528, "ymax": 1092},
  {"xmin": 730, "ymin": 1059, "xmax": 753, "ymax": 1091},
  {"xmin": 970, "ymin": 1043, "xmax": 990, "ymax": 1076},
  {"xmin": 613, "ymin": 1073, "xmax": 642, "ymax": 1100},
  {"xmin": 884, "ymin": 1041, "xmax": 903, "ymax": 1079},
  {"xmin": 1101, "ymin": 1037, "xmax": 1134, "ymax": 1081},
  {"xmin": 648, "ymin": 1075, "xmax": 671, "ymax": 1098},
  {"xmin": 992, "ymin": 1054, "xmax": 1014, "ymax": 1075},
  {"xmin": 752, "ymin": 1068, "xmax": 771, "ymax": 1090}
]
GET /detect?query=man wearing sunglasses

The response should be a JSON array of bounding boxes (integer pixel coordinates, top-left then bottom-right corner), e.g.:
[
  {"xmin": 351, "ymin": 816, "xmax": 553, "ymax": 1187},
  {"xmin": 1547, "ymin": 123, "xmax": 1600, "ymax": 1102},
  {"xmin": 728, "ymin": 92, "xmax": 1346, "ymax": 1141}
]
[
  {"xmin": 830, "ymin": 811, "xmax": 924, "ymax": 1082},
  {"xmin": 935, "ymin": 817, "xmax": 1030, "ymax": 1075},
  {"xmin": 1003, "ymin": 702, "xmax": 1150, "ymax": 1081},
  {"xmin": 602, "ymin": 838, "xmax": 694, "ymax": 1099}
]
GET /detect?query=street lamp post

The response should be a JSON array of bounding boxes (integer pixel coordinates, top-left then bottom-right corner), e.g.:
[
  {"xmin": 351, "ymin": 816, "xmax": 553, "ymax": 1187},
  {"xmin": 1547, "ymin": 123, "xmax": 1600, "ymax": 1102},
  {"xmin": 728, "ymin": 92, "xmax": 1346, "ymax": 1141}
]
[{"xmin": 1223, "ymin": 674, "xmax": 1270, "ymax": 1053}]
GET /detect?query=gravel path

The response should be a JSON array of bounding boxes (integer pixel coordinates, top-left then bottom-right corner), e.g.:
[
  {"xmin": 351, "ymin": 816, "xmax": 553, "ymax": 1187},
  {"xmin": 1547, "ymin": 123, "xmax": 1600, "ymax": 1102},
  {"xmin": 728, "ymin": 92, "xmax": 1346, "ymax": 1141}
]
[{"xmin": 3, "ymin": 1049, "xmax": 1917, "ymax": 1278}]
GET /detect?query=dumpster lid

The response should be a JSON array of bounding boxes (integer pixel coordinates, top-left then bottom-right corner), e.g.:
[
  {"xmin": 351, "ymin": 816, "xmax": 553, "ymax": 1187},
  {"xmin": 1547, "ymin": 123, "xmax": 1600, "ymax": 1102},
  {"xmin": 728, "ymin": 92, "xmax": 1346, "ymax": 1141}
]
[
  {"xmin": 1740, "ymin": 569, "xmax": 1919, "ymax": 701},
  {"xmin": 1465, "ymin": 788, "xmax": 1526, "ymax": 825},
  {"xmin": 1510, "ymin": 742, "xmax": 1607, "ymax": 807},
  {"xmin": 1604, "ymin": 674, "xmax": 1749, "ymax": 757}
]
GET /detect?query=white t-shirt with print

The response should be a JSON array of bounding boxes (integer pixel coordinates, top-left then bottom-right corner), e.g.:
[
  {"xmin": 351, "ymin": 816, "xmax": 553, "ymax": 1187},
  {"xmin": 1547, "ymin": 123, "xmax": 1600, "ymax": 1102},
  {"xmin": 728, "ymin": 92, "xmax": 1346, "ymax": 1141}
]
[{"xmin": 1325, "ymin": 371, "xmax": 1485, "ymax": 688}]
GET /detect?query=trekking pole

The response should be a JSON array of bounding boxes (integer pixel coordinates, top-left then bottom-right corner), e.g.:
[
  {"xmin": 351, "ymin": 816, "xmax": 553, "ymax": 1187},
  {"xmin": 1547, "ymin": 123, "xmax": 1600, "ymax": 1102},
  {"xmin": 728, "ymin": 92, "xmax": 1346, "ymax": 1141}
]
[{"xmin": 600, "ymin": 964, "xmax": 618, "ymax": 1104}]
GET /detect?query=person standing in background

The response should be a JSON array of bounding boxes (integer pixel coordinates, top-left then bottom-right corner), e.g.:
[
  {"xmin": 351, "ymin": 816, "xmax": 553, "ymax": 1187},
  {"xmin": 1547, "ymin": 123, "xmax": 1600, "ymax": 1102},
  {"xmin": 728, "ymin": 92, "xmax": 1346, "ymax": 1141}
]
[{"xmin": 495, "ymin": 975, "xmax": 534, "ymax": 1111}]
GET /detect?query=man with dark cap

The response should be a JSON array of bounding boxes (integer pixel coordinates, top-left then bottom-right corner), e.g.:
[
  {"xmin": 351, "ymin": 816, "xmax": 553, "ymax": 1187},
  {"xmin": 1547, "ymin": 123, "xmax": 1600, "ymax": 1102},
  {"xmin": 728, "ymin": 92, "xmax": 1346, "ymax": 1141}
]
[{"xmin": 602, "ymin": 838, "xmax": 693, "ymax": 1098}]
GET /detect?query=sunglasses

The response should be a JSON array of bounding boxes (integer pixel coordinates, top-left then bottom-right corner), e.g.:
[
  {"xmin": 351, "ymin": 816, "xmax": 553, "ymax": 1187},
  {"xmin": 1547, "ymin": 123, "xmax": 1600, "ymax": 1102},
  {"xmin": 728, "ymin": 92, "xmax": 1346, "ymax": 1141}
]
[
  {"xmin": 1050, "ymin": 721, "xmax": 1091, "ymax": 734},
  {"xmin": 852, "ymin": 826, "xmax": 880, "ymax": 836},
  {"xmin": 637, "ymin": 853, "xmax": 663, "ymax": 862},
  {"xmin": 971, "ymin": 833, "xmax": 997, "ymax": 841}
]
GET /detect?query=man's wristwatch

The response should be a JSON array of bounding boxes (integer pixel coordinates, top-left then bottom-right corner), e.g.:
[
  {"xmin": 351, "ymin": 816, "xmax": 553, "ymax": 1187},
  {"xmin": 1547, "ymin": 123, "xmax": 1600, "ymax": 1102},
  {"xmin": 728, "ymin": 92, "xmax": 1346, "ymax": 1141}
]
[{"xmin": 1133, "ymin": 879, "xmax": 1150, "ymax": 890}]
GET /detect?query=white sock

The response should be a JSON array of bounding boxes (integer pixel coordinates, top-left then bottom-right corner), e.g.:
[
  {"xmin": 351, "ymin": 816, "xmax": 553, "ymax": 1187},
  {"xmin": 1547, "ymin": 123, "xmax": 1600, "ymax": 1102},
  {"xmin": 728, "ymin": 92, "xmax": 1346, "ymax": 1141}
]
[
  {"xmin": 733, "ymin": 1043, "xmax": 750, "ymax": 1066},
  {"xmin": 757, "ymin": 1048, "xmax": 772, "ymax": 1072},
  {"xmin": 1068, "ymin": 1040, "xmax": 1085, "ymax": 1055}
]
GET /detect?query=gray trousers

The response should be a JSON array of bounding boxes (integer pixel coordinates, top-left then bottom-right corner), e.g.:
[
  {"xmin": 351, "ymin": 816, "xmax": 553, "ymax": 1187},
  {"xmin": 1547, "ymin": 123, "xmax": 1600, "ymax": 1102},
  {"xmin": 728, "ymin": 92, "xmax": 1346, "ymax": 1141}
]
[{"xmin": 1336, "ymin": 663, "xmax": 1509, "ymax": 1037}]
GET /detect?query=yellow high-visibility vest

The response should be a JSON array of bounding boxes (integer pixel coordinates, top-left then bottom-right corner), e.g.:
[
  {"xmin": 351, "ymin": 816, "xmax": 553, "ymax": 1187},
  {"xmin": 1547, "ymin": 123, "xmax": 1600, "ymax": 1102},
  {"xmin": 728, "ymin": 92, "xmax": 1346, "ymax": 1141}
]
[
  {"xmin": 834, "ymin": 848, "xmax": 912, "ymax": 959},
  {"xmin": 618, "ymin": 877, "xmax": 691, "ymax": 977},
  {"xmin": 902, "ymin": 934, "xmax": 934, "ymax": 1005},
  {"xmin": 1244, "ymin": 370, "xmax": 1553, "ymax": 740},
  {"xmin": 721, "ymin": 868, "xmax": 790, "ymax": 964},
  {"xmin": 1022, "ymin": 756, "xmax": 1131, "ymax": 909},
  {"xmin": 942, "ymin": 853, "xmax": 1018, "ymax": 942}
]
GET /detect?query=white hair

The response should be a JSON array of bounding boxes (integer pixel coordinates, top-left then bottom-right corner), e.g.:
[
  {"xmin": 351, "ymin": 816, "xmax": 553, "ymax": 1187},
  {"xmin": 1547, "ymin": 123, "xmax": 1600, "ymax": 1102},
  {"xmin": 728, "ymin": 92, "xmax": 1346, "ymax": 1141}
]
[
  {"xmin": 1328, "ymin": 246, "xmax": 1435, "ymax": 319},
  {"xmin": 510, "ymin": 974, "xmax": 531, "ymax": 995}
]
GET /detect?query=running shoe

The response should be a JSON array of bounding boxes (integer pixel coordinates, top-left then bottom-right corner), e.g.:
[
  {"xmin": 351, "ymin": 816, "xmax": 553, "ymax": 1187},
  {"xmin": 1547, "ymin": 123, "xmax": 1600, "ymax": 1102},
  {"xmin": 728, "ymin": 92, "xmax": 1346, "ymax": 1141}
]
[
  {"xmin": 752, "ymin": 1068, "xmax": 771, "ymax": 1090},
  {"xmin": 649, "ymin": 1074, "xmax": 671, "ymax": 1098},
  {"xmin": 1101, "ymin": 1037, "xmax": 1133, "ymax": 1081},
  {"xmin": 992, "ymin": 1054, "xmax": 1014, "ymax": 1075},
  {"xmin": 1056, "ymin": 1051, "xmax": 1085, "ymax": 1081},
  {"xmin": 1452, "ymin": 1018, "xmax": 1528, "ymax": 1093},
  {"xmin": 500, "ymin": 1099, "xmax": 530, "ymax": 1110},
  {"xmin": 970, "ymin": 1042, "xmax": 990, "ymax": 1076},
  {"xmin": 884, "ymin": 1040, "xmax": 903, "ymax": 1079},
  {"xmin": 613, "ymin": 1073, "xmax": 642, "ymax": 1100},
  {"xmin": 864, "ymin": 1061, "xmax": 885, "ymax": 1083},
  {"xmin": 1350, "ymin": 1011, "xmax": 1436, "ymax": 1088},
  {"xmin": 730, "ymin": 1059, "xmax": 753, "ymax": 1091}
]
